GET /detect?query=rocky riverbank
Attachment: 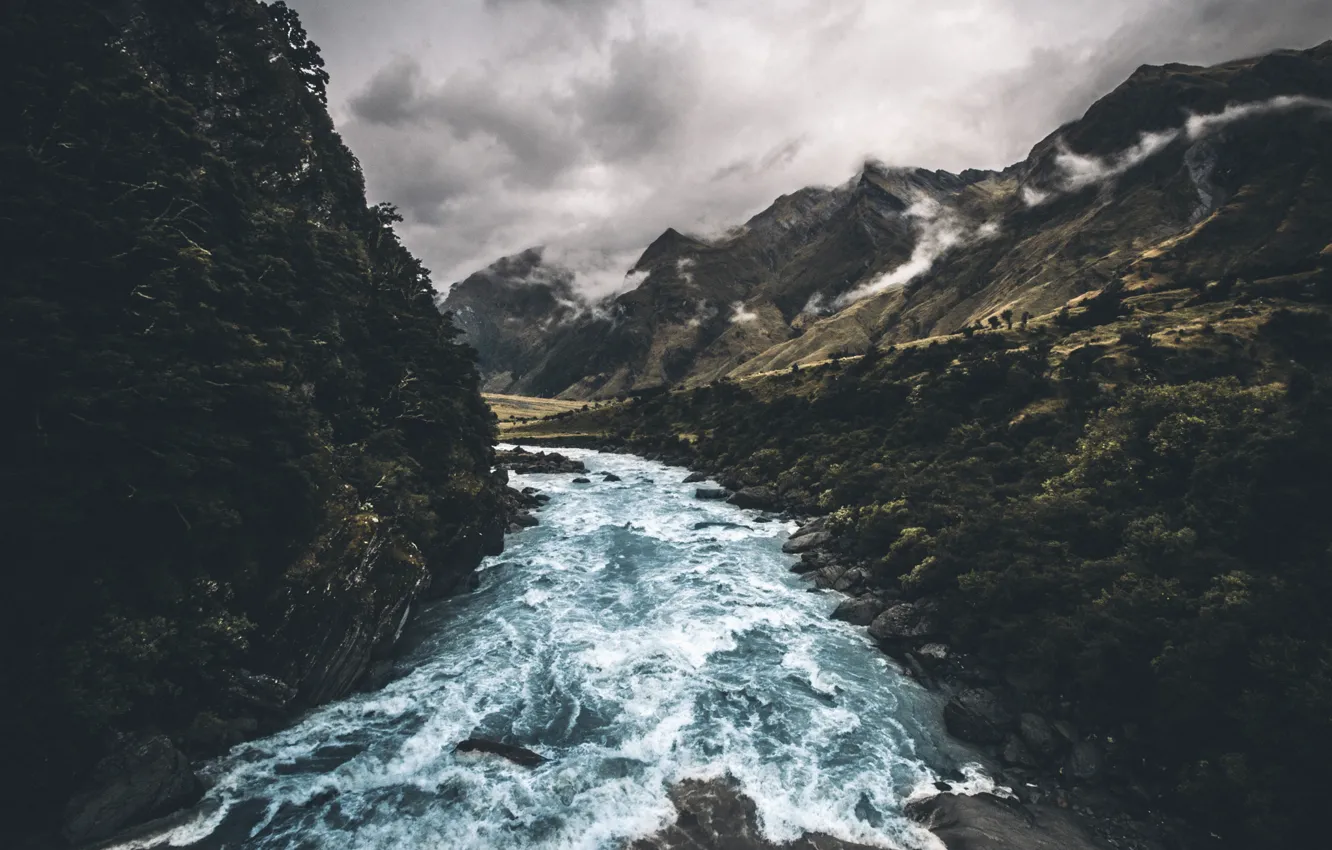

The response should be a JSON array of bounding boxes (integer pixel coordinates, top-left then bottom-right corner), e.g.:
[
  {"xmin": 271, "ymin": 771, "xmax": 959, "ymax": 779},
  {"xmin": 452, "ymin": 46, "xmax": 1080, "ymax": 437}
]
[
  {"xmin": 56, "ymin": 465, "xmax": 583, "ymax": 849},
  {"xmin": 504, "ymin": 435, "xmax": 1196, "ymax": 850}
]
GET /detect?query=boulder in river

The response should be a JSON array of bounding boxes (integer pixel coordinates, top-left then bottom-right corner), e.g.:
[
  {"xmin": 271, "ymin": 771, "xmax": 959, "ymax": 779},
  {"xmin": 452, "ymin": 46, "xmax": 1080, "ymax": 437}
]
[
  {"xmin": 602, "ymin": 473, "xmax": 623, "ymax": 482},
  {"xmin": 781, "ymin": 530, "xmax": 833, "ymax": 554},
  {"xmin": 454, "ymin": 738, "xmax": 547, "ymax": 768},
  {"xmin": 495, "ymin": 449, "xmax": 587, "ymax": 475},
  {"xmin": 682, "ymin": 471, "xmax": 708, "ymax": 483},
  {"xmin": 727, "ymin": 486, "xmax": 781, "ymax": 510},
  {"xmin": 571, "ymin": 477, "xmax": 592, "ymax": 484},
  {"xmin": 832, "ymin": 593, "xmax": 890, "ymax": 626},
  {"xmin": 906, "ymin": 792, "xmax": 1109, "ymax": 850},
  {"xmin": 511, "ymin": 512, "xmax": 539, "ymax": 528},
  {"xmin": 631, "ymin": 777, "xmax": 881, "ymax": 850},
  {"xmin": 694, "ymin": 487, "xmax": 731, "ymax": 500},
  {"xmin": 790, "ymin": 516, "xmax": 829, "ymax": 539},
  {"xmin": 944, "ymin": 687, "xmax": 1016, "ymax": 745},
  {"xmin": 62, "ymin": 734, "xmax": 201, "ymax": 846}
]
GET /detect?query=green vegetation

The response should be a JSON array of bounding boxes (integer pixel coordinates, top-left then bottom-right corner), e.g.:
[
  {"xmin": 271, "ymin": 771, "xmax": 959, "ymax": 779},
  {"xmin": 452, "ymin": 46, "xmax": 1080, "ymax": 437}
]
[
  {"xmin": 1, "ymin": 0, "xmax": 500, "ymax": 826},
  {"xmin": 559, "ymin": 280, "xmax": 1332, "ymax": 847}
]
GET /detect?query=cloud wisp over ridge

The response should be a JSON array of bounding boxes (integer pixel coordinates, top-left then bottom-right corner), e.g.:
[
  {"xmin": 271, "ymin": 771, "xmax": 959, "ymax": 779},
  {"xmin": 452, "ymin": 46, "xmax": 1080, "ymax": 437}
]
[{"xmin": 286, "ymin": 0, "xmax": 1332, "ymax": 295}]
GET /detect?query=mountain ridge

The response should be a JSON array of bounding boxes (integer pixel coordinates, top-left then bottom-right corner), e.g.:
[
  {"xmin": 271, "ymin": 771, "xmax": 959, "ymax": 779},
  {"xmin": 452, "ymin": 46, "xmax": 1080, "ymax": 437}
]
[{"xmin": 443, "ymin": 39, "xmax": 1332, "ymax": 399}]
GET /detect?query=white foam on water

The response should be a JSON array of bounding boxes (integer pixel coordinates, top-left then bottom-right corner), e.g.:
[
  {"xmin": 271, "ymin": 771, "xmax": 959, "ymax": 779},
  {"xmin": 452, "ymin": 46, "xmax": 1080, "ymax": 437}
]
[{"xmin": 133, "ymin": 447, "xmax": 986, "ymax": 850}]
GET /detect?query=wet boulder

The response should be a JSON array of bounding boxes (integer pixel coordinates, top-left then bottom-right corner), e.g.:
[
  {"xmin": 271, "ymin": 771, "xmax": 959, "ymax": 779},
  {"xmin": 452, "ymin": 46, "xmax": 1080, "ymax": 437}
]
[
  {"xmin": 454, "ymin": 738, "xmax": 547, "ymax": 768},
  {"xmin": 62, "ymin": 734, "xmax": 201, "ymax": 845},
  {"xmin": 511, "ymin": 512, "xmax": 539, "ymax": 528},
  {"xmin": 571, "ymin": 477, "xmax": 592, "ymax": 484},
  {"xmin": 727, "ymin": 486, "xmax": 781, "ymax": 511},
  {"xmin": 695, "ymin": 487, "xmax": 731, "ymax": 500},
  {"xmin": 830, "ymin": 594, "xmax": 888, "ymax": 628},
  {"xmin": 867, "ymin": 601, "xmax": 938, "ymax": 642},
  {"xmin": 790, "ymin": 516, "xmax": 829, "ymax": 538},
  {"xmin": 601, "ymin": 473, "xmax": 623, "ymax": 482},
  {"xmin": 682, "ymin": 471, "xmax": 708, "ymax": 484},
  {"xmin": 632, "ymin": 777, "xmax": 881, "ymax": 850},
  {"xmin": 906, "ymin": 792, "xmax": 1108, "ymax": 850},
  {"xmin": 944, "ymin": 687, "xmax": 1016, "ymax": 745},
  {"xmin": 781, "ymin": 530, "xmax": 833, "ymax": 554}
]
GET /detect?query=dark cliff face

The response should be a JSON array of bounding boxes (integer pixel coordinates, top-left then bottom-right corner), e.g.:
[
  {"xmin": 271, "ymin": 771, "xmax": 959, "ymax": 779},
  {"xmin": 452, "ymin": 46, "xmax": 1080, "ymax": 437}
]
[
  {"xmin": 448, "ymin": 40, "xmax": 1332, "ymax": 398},
  {"xmin": 1, "ymin": 0, "xmax": 502, "ymax": 836}
]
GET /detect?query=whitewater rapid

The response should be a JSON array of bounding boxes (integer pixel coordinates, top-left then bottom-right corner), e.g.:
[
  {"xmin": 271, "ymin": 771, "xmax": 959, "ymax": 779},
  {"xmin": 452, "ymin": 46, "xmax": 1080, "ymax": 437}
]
[{"xmin": 117, "ymin": 448, "xmax": 990, "ymax": 850}]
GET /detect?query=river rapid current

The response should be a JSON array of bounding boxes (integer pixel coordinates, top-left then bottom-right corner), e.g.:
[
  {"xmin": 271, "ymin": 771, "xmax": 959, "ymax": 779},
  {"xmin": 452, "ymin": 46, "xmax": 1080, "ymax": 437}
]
[{"xmin": 114, "ymin": 448, "xmax": 992, "ymax": 850}]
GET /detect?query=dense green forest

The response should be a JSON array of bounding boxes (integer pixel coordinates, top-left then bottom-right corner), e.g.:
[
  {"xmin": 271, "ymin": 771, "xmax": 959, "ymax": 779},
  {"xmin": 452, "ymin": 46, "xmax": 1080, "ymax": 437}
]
[
  {"xmin": 1, "ymin": 0, "xmax": 502, "ymax": 837},
  {"xmin": 532, "ymin": 280, "xmax": 1332, "ymax": 847}
]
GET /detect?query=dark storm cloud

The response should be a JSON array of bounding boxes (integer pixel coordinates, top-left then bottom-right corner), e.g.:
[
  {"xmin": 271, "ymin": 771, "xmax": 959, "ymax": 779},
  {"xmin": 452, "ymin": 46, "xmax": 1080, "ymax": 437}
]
[{"xmin": 285, "ymin": 0, "xmax": 1330, "ymax": 295}]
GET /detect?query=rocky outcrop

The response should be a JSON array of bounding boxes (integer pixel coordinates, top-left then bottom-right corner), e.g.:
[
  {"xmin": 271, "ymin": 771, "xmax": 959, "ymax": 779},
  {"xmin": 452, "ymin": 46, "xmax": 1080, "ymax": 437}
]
[
  {"xmin": 867, "ymin": 601, "xmax": 939, "ymax": 643},
  {"xmin": 782, "ymin": 530, "xmax": 833, "ymax": 554},
  {"xmin": 831, "ymin": 593, "xmax": 890, "ymax": 626},
  {"xmin": 62, "ymin": 735, "xmax": 200, "ymax": 846},
  {"xmin": 943, "ymin": 688, "xmax": 1016, "ymax": 745},
  {"xmin": 495, "ymin": 447, "xmax": 587, "ymax": 475},
  {"xmin": 906, "ymin": 793, "xmax": 1111, "ymax": 850},
  {"xmin": 727, "ymin": 486, "xmax": 782, "ymax": 510},
  {"xmin": 630, "ymin": 778, "xmax": 881, "ymax": 850}
]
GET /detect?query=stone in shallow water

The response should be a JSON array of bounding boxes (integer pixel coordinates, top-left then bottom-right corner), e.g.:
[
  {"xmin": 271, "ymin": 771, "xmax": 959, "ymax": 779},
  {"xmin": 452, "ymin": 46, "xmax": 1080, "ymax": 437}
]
[
  {"xmin": 454, "ymin": 738, "xmax": 547, "ymax": 768},
  {"xmin": 630, "ymin": 777, "xmax": 881, "ymax": 850}
]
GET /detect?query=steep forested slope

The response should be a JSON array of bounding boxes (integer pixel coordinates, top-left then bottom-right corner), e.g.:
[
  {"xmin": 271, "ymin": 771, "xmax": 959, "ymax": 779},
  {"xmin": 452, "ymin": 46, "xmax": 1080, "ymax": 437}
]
[{"xmin": 1, "ymin": 1, "xmax": 503, "ymax": 839}]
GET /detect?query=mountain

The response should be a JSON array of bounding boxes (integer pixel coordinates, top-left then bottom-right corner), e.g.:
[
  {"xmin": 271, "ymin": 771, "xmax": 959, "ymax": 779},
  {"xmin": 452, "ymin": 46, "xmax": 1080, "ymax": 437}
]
[{"xmin": 445, "ymin": 40, "xmax": 1332, "ymax": 399}]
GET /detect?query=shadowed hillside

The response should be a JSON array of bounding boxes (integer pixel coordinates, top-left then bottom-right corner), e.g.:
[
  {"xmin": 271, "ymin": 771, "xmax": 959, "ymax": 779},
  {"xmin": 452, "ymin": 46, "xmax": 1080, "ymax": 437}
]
[{"xmin": 1, "ymin": 1, "xmax": 505, "ymax": 841}]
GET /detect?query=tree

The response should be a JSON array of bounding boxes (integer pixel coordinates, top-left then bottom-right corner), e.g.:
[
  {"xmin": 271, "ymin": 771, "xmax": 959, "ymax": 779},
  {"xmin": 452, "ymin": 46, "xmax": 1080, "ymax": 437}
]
[
  {"xmin": 988, "ymin": 316, "xmax": 1003, "ymax": 330},
  {"xmin": 1001, "ymin": 309, "xmax": 1014, "ymax": 329}
]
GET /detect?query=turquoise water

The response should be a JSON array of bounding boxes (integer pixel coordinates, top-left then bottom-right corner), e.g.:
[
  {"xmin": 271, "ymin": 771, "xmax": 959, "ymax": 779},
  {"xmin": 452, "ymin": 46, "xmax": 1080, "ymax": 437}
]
[{"xmin": 111, "ymin": 448, "xmax": 987, "ymax": 850}]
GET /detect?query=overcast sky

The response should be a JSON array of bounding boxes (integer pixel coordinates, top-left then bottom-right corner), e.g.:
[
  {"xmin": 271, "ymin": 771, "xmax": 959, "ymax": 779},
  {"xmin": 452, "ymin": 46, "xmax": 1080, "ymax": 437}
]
[{"xmin": 286, "ymin": 0, "xmax": 1331, "ymax": 295}]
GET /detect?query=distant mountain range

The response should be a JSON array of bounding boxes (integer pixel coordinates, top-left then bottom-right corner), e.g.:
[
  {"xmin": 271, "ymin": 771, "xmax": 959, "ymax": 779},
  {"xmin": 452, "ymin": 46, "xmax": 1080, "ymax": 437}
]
[{"xmin": 442, "ymin": 41, "xmax": 1332, "ymax": 399}]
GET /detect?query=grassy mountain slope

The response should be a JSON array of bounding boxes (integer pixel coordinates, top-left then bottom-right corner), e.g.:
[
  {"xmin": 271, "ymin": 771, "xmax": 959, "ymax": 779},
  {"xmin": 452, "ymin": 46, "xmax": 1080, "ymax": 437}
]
[{"xmin": 448, "ymin": 41, "xmax": 1332, "ymax": 401}]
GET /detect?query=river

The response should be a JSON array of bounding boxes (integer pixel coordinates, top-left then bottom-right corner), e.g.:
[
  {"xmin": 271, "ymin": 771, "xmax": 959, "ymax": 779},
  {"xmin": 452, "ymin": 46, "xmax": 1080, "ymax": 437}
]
[{"xmin": 112, "ymin": 447, "xmax": 991, "ymax": 850}]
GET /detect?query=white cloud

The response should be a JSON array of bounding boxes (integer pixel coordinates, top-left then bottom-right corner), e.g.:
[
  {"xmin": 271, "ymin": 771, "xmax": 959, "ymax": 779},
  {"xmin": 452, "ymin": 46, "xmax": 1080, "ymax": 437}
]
[{"xmin": 286, "ymin": 0, "xmax": 1332, "ymax": 293}]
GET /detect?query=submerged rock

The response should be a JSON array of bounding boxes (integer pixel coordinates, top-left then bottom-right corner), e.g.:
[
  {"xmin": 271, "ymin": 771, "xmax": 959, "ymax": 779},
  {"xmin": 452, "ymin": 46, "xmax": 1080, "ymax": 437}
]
[
  {"xmin": 631, "ymin": 777, "xmax": 881, "ymax": 850},
  {"xmin": 602, "ymin": 473, "xmax": 623, "ymax": 482},
  {"xmin": 694, "ymin": 487, "xmax": 732, "ymax": 500},
  {"xmin": 906, "ymin": 792, "xmax": 1110, "ymax": 850},
  {"xmin": 571, "ymin": 477, "xmax": 592, "ymax": 484},
  {"xmin": 454, "ymin": 739, "xmax": 547, "ymax": 768},
  {"xmin": 62, "ymin": 734, "xmax": 201, "ymax": 846}
]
